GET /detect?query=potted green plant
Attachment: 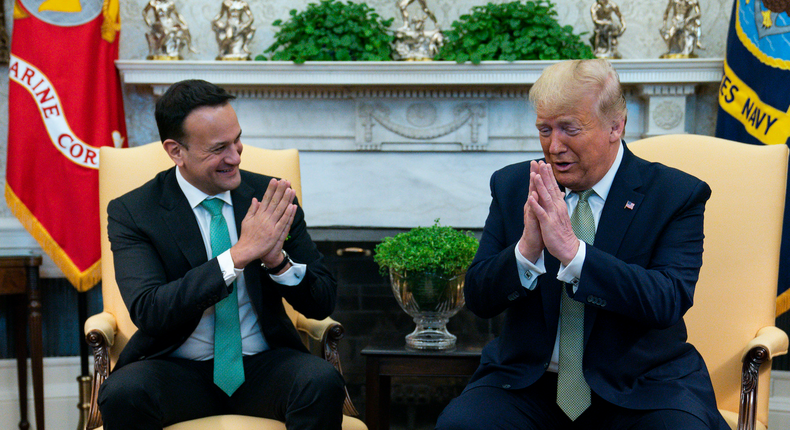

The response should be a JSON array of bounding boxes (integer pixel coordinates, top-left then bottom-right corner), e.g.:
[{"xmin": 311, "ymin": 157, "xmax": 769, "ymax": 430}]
[
  {"xmin": 435, "ymin": 0, "xmax": 595, "ymax": 64},
  {"xmin": 258, "ymin": 0, "xmax": 394, "ymax": 63},
  {"xmin": 374, "ymin": 219, "xmax": 479, "ymax": 349}
]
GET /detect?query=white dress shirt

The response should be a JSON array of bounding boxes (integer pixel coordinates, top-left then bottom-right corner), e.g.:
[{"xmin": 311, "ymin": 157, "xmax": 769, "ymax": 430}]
[
  {"xmin": 169, "ymin": 168, "xmax": 306, "ymax": 360},
  {"xmin": 514, "ymin": 142, "xmax": 624, "ymax": 372}
]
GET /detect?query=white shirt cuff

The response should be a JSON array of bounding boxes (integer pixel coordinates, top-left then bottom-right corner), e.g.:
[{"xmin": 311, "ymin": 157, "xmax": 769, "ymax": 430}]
[
  {"xmin": 269, "ymin": 261, "xmax": 307, "ymax": 286},
  {"xmin": 218, "ymin": 250, "xmax": 243, "ymax": 286},
  {"xmin": 218, "ymin": 250, "xmax": 307, "ymax": 287},
  {"xmin": 557, "ymin": 239, "xmax": 586, "ymax": 293},
  {"xmin": 515, "ymin": 246, "xmax": 545, "ymax": 290}
]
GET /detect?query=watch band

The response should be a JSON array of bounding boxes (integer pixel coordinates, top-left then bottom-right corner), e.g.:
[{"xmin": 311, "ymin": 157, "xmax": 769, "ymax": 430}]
[{"xmin": 263, "ymin": 250, "xmax": 290, "ymax": 274}]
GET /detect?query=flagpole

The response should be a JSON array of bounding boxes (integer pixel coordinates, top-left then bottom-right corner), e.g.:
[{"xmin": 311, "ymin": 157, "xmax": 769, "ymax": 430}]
[
  {"xmin": 0, "ymin": 0, "xmax": 8, "ymax": 64},
  {"xmin": 77, "ymin": 292, "xmax": 91, "ymax": 430}
]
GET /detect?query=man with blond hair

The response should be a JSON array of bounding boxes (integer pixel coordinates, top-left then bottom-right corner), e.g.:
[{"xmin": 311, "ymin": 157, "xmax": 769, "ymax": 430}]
[{"xmin": 436, "ymin": 59, "xmax": 727, "ymax": 430}]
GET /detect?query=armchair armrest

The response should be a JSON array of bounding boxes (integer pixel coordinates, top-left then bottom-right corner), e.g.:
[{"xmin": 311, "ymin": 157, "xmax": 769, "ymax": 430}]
[
  {"xmin": 296, "ymin": 315, "xmax": 338, "ymax": 342},
  {"xmin": 741, "ymin": 326, "xmax": 789, "ymax": 362},
  {"xmin": 295, "ymin": 315, "xmax": 360, "ymax": 417},
  {"xmin": 84, "ymin": 312, "xmax": 117, "ymax": 430},
  {"xmin": 738, "ymin": 326, "xmax": 789, "ymax": 430},
  {"xmin": 85, "ymin": 311, "xmax": 117, "ymax": 347}
]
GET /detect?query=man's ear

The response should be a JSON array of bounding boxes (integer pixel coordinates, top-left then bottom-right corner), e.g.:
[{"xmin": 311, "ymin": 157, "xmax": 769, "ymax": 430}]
[
  {"xmin": 610, "ymin": 116, "xmax": 626, "ymax": 142},
  {"xmin": 162, "ymin": 139, "xmax": 184, "ymax": 167}
]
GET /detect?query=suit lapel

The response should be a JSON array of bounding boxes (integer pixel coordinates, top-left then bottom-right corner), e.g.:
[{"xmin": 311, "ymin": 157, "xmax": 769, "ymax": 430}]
[
  {"xmin": 159, "ymin": 168, "xmax": 208, "ymax": 269},
  {"xmin": 583, "ymin": 145, "xmax": 645, "ymax": 340},
  {"xmin": 231, "ymin": 179, "xmax": 254, "ymax": 248},
  {"xmin": 594, "ymin": 146, "xmax": 645, "ymax": 257}
]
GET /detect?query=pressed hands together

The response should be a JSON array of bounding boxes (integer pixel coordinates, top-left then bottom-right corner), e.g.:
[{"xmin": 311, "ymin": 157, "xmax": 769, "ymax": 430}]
[
  {"xmin": 518, "ymin": 161, "xmax": 583, "ymax": 267},
  {"xmin": 230, "ymin": 178, "xmax": 296, "ymax": 273}
]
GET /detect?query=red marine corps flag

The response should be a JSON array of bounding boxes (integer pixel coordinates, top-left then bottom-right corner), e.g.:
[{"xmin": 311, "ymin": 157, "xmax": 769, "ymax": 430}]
[{"xmin": 5, "ymin": 0, "xmax": 126, "ymax": 291}]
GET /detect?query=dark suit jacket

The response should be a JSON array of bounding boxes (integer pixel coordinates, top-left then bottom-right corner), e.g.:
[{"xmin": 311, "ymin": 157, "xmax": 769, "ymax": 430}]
[
  {"xmin": 107, "ymin": 168, "xmax": 336, "ymax": 370},
  {"xmin": 464, "ymin": 144, "xmax": 726, "ymax": 428}
]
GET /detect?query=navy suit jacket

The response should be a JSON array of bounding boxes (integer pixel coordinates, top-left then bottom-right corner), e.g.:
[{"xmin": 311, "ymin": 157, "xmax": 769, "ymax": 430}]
[
  {"xmin": 107, "ymin": 168, "xmax": 336, "ymax": 370},
  {"xmin": 464, "ymin": 145, "xmax": 727, "ymax": 428}
]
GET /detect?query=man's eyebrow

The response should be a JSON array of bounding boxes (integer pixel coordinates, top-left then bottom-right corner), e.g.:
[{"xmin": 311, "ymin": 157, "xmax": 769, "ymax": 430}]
[{"xmin": 556, "ymin": 117, "xmax": 581, "ymax": 126}]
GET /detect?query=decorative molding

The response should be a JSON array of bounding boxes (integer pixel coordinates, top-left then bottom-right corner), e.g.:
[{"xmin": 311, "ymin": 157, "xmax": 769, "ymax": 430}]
[
  {"xmin": 226, "ymin": 87, "xmax": 531, "ymax": 100},
  {"xmin": 116, "ymin": 59, "xmax": 724, "ymax": 89},
  {"xmin": 653, "ymin": 100, "xmax": 685, "ymax": 130},
  {"xmin": 357, "ymin": 101, "xmax": 486, "ymax": 151},
  {"xmin": 639, "ymin": 83, "xmax": 698, "ymax": 97}
]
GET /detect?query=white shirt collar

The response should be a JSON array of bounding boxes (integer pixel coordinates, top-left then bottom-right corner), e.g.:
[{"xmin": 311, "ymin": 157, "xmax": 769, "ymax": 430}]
[
  {"xmin": 175, "ymin": 167, "xmax": 233, "ymax": 209},
  {"xmin": 586, "ymin": 141, "xmax": 624, "ymax": 202}
]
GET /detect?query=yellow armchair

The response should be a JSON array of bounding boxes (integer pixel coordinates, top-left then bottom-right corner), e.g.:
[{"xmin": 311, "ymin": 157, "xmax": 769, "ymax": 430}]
[
  {"xmin": 629, "ymin": 134, "xmax": 789, "ymax": 430},
  {"xmin": 84, "ymin": 143, "xmax": 365, "ymax": 430}
]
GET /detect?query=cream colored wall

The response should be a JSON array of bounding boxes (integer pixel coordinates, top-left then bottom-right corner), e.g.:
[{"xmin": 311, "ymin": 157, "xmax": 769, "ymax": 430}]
[{"xmin": 0, "ymin": 0, "xmax": 733, "ymax": 218}]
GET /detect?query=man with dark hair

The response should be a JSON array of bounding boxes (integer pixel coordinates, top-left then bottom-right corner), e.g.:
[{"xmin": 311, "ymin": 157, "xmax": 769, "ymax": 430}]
[
  {"xmin": 98, "ymin": 79, "xmax": 345, "ymax": 430},
  {"xmin": 435, "ymin": 60, "xmax": 728, "ymax": 429}
]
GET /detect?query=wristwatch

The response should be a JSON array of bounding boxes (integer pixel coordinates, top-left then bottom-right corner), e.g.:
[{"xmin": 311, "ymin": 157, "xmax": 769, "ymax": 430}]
[{"xmin": 262, "ymin": 249, "xmax": 292, "ymax": 274}]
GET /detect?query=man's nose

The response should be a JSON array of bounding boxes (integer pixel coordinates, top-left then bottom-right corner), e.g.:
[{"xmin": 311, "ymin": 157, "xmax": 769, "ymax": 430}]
[
  {"xmin": 226, "ymin": 143, "xmax": 242, "ymax": 164},
  {"xmin": 548, "ymin": 134, "xmax": 565, "ymax": 154}
]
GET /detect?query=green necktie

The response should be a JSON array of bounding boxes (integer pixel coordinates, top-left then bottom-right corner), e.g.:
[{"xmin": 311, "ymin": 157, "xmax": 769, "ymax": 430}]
[
  {"xmin": 200, "ymin": 198, "xmax": 245, "ymax": 396},
  {"xmin": 556, "ymin": 189, "xmax": 595, "ymax": 420}
]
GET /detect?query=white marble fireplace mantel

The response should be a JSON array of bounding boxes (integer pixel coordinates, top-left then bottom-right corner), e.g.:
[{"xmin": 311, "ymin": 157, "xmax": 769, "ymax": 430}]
[
  {"xmin": 116, "ymin": 59, "xmax": 723, "ymax": 87},
  {"xmin": 115, "ymin": 59, "xmax": 724, "ymax": 231}
]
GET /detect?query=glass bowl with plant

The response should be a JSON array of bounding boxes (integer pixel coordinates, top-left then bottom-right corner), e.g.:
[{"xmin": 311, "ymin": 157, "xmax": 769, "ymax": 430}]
[
  {"xmin": 435, "ymin": 0, "xmax": 594, "ymax": 64},
  {"xmin": 374, "ymin": 219, "xmax": 479, "ymax": 349},
  {"xmin": 258, "ymin": 0, "xmax": 394, "ymax": 63}
]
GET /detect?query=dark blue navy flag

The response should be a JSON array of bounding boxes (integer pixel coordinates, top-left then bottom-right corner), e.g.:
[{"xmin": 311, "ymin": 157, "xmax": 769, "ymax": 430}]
[{"xmin": 716, "ymin": 0, "xmax": 790, "ymax": 314}]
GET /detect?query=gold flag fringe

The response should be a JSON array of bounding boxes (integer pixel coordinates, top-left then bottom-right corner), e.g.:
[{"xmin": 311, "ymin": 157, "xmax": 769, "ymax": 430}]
[
  {"xmin": 777, "ymin": 288, "xmax": 790, "ymax": 317},
  {"xmin": 101, "ymin": 0, "xmax": 121, "ymax": 43},
  {"xmin": 5, "ymin": 184, "xmax": 102, "ymax": 292},
  {"xmin": 13, "ymin": 1, "xmax": 30, "ymax": 20}
]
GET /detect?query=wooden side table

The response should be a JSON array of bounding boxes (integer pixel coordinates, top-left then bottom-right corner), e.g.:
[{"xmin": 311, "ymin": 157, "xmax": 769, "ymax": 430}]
[
  {"xmin": 361, "ymin": 335, "xmax": 488, "ymax": 430},
  {"xmin": 0, "ymin": 255, "xmax": 44, "ymax": 430}
]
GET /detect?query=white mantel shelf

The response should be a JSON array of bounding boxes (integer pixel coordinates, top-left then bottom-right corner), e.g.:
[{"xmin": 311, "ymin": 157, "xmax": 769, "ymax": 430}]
[{"xmin": 116, "ymin": 58, "xmax": 724, "ymax": 87}]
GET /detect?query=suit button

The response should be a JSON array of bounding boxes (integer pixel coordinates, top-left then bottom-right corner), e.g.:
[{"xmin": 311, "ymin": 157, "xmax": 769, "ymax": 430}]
[
  {"xmin": 508, "ymin": 292, "xmax": 519, "ymax": 301},
  {"xmin": 587, "ymin": 295, "xmax": 594, "ymax": 303},
  {"xmin": 600, "ymin": 299, "xmax": 607, "ymax": 307},
  {"xmin": 543, "ymin": 362, "xmax": 549, "ymax": 369},
  {"xmin": 502, "ymin": 384, "xmax": 511, "ymax": 389}
]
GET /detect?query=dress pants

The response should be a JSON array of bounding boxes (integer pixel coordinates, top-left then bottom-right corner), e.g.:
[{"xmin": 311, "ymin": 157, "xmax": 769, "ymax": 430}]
[
  {"xmin": 435, "ymin": 372, "xmax": 723, "ymax": 430},
  {"xmin": 98, "ymin": 347, "xmax": 345, "ymax": 430}
]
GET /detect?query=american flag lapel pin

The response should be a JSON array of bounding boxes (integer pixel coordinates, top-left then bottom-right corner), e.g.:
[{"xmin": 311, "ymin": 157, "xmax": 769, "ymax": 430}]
[{"xmin": 624, "ymin": 201, "xmax": 635, "ymax": 210}]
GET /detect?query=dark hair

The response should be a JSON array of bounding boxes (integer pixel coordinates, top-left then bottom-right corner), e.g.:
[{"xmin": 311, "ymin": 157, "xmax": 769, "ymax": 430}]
[{"xmin": 154, "ymin": 79, "xmax": 236, "ymax": 147}]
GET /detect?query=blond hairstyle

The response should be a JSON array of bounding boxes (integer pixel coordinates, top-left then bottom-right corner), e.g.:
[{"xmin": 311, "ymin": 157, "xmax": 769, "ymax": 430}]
[{"xmin": 529, "ymin": 59, "xmax": 627, "ymax": 125}]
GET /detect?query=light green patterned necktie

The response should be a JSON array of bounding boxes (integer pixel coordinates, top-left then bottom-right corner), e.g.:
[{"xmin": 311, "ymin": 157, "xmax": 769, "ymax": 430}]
[
  {"xmin": 200, "ymin": 198, "xmax": 245, "ymax": 397},
  {"xmin": 556, "ymin": 189, "xmax": 595, "ymax": 420}
]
